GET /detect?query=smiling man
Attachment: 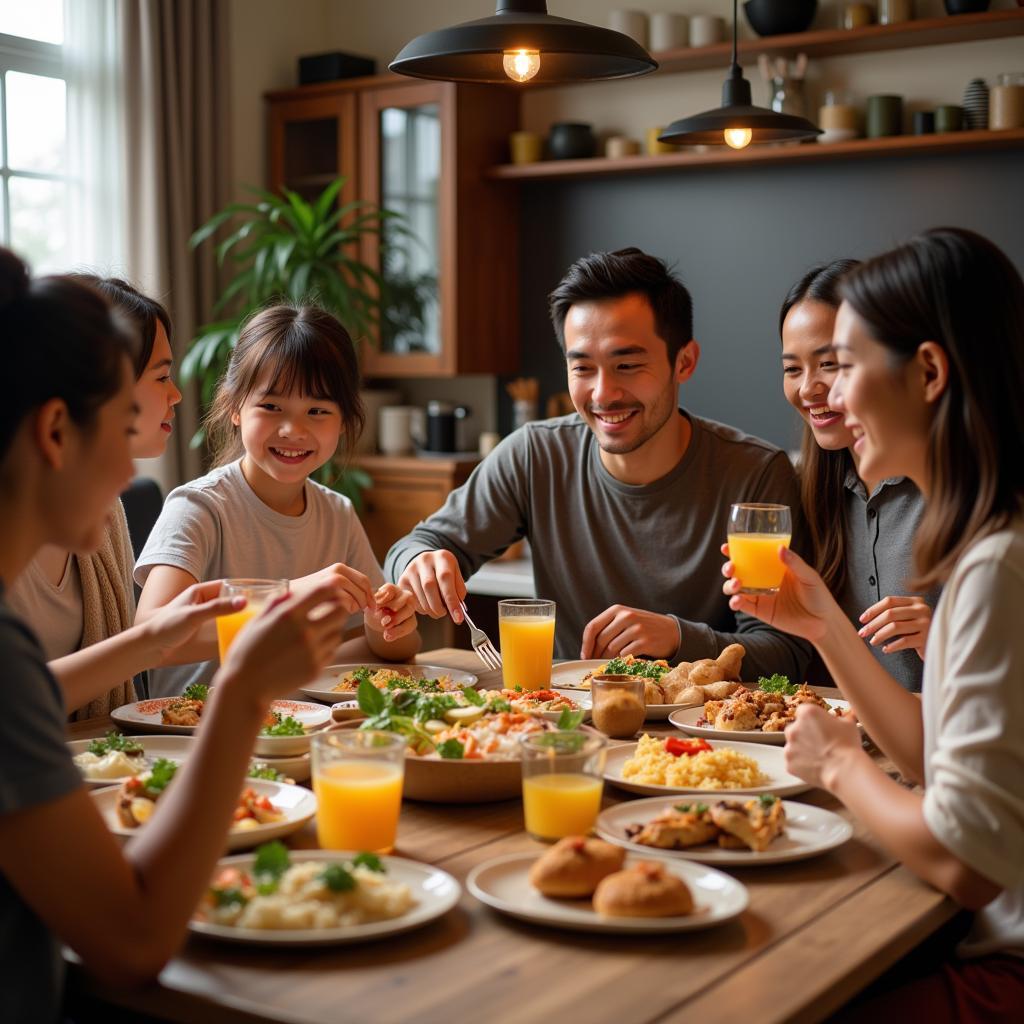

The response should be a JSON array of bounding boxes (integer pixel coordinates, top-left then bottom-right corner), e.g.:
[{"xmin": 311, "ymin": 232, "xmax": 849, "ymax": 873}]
[{"xmin": 387, "ymin": 248, "xmax": 811, "ymax": 679}]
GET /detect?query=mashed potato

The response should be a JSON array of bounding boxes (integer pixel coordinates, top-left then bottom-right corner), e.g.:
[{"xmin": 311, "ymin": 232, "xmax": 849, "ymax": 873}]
[
  {"xmin": 73, "ymin": 749, "xmax": 146, "ymax": 780},
  {"xmin": 209, "ymin": 861, "xmax": 415, "ymax": 930},
  {"xmin": 622, "ymin": 734, "xmax": 767, "ymax": 789}
]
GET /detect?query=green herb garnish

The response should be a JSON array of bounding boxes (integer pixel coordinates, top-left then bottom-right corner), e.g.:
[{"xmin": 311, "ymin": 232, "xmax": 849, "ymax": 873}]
[
  {"xmin": 145, "ymin": 758, "xmax": 178, "ymax": 793},
  {"xmin": 758, "ymin": 794, "xmax": 779, "ymax": 807},
  {"xmin": 604, "ymin": 657, "xmax": 667, "ymax": 682},
  {"xmin": 757, "ymin": 674, "xmax": 798, "ymax": 696},
  {"xmin": 556, "ymin": 708, "xmax": 585, "ymax": 731},
  {"xmin": 462, "ymin": 685, "xmax": 485, "ymax": 707},
  {"xmin": 320, "ymin": 863, "xmax": 356, "ymax": 892},
  {"xmin": 87, "ymin": 731, "xmax": 144, "ymax": 757},
  {"xmin": 487, "ymin": 696, "xmax": 512, "ymax": 713},
  {"xmin": 357, "ymin": 677, "xmax": 386, "ymax": 716},
  {"xmin": 183, "ymin": 682, "xmax": 210, "ymax": 702},
  {"xmin": 253, "ymin": 840, "xmax": 290, "ymax": 881},
  {"xmin": 248, "ymin": 761, "xmax": 286, "ymax": 782},
  {"xmin": 211, "ymin": 887, "xmax": 249, "ymax": 908},
  {"xmin": 437, "ymin": 738, "xmax": 466, "ymax": 759},
  {"xmin": 261, "ymin": 714, "xmax": 305, "ymax": 737},
  {"xmin": 672, "ymin": 802, "xmax": 709, "ymax": 815},
  {"xmin": 352, "ymin": 852, "xmax": 385, "ymax": 873}
]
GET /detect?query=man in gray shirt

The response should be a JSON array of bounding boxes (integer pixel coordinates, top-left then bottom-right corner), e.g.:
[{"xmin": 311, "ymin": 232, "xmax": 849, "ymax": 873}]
[{"xmin": 386, "ymin": 248, "xmax": 811, "ymax": 681}]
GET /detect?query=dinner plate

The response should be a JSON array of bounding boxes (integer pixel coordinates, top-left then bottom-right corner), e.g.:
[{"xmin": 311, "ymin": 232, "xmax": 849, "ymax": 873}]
[
  {"xmin": 67, "ymin": 735, "xmax": 194, "ymax": 788},
  {"xmin": 301, "ymin": 663, "xmax": 480, "ymax": 703},
  {"xmin": 92, "ymin": 778, "xmax": 317, "ymax": 851},
  {"xmin": 467, "ymin": 851, "xmax": 748, "ymax": 934},
  {"xmin": 549, "ymin": 661, "xmax": 699, "ymax": 721},
  {"xmin": 603, "ymin": 739, "xmax": 811, "ymax": 798},
  {"xmin": 247, "ymin": 752, "xmax": 311, "ymax": 784},
  {"xmin": 189, "ymin": 851, "xmax": 461, "ymax": 946},
  {"xmin": 596, "ymin": 797, "xmax": 853, "ymax": 865},
  {"xmin": 669, "ymin": 699, "xmax": 853, "ymax": 746},
  {"xmin": 110, "ymin": 697, "xmax": 331, "ymax": 755}
]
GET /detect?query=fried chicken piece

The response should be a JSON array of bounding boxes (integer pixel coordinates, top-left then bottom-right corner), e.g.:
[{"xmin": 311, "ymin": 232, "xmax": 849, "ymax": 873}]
[
  {"xmin": 702, "ymin": 680, "xmax": 743, "ymax": 701},
  {"xmin": 713, "ymin": 700, "xmax": 761, "ymax": 731},
  {"xmin": 593, "ymin": 861, "xmax": 695, "ymax": 917},
  {"xmin": 643, "ymin": 680, "xmax": 665, "ymax": 705},
  {"xmin": 761, "ymin": 711, "xmax": 794, "ymax": 733},
  {"xmin": 161, "ymin": 698, "xmax": 203, "ymax": 727},
  {"xmin": 715, "ymin": 643, "xmax": 745, "ymax": 681},
  {"xmin": 627, "ymin": 806, "xmax": 719, "ymax": 850},
  {"xmin": 785, "ymin": 684, "xmax": 830, "ymax": 711},
  {"xmin": 663, "ymin": 681, "xmax": 704, "ymax": 706},
  {"xmin": 688, "ymin": 659, "xmax": 725, "ymax": 687},
  {"xmin": 710, "ymin": 797, "xmax": 786, "ymax": 852}
]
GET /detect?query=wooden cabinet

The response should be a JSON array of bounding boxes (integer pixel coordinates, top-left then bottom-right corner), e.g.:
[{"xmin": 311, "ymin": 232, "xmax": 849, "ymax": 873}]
[
  {"xmin": 266, "ymin": 76, "xmax": 520, "ymax": 378},
  {"xmin": 353, "ymin": 454, "xmax": 478, "ymax": 563}
]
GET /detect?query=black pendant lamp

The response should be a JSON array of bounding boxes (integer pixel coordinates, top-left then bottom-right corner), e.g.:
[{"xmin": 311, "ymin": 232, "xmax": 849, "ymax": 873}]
[
  {"xmin": 659, "ymin": 0, "xmax": 821, "ymax": 149},
  {"xmin": 389, "ymin": 0, "xmax": 657, "ymax": 85}
]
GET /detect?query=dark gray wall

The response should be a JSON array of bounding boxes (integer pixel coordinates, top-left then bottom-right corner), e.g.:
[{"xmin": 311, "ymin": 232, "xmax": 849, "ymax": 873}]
[{"xmin": 505, "ymin": 149, "xmax": 1024, "ymax": 451}]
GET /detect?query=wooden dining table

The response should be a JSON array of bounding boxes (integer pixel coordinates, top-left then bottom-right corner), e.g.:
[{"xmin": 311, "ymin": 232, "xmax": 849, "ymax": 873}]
[{"xmin": 66, "ymin": 648, "xmax": 956, "ymax": 1024}]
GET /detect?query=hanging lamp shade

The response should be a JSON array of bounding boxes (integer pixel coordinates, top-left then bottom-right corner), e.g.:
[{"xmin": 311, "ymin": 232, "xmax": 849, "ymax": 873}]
[
  {"xmin": 658, "ymin": 0, "xmax": 821, "ymax": 147},
  {"xmin": 389, "ymin": 0, "xmax": 657, "ymax": 85}
]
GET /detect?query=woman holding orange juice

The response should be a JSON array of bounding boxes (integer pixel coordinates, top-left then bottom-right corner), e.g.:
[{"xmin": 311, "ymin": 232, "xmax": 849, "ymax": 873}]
[
  {"xmin": 777, "ymin": 260, "xmax": 932, "ymax": 692},
  {"xmin": 136, "ymin": 304, "xmax": 420, "ymax": 696}
]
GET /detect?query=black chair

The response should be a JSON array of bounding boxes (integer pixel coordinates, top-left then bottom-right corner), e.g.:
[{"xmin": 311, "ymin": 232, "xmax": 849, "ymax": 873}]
[{"xmin": 120, "ymin": 477, "xmax": 164, "ymax": 699}]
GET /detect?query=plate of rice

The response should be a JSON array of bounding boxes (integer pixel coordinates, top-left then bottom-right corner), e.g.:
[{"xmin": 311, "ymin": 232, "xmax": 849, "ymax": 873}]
[
  {"xmin": 190, "ymin": 846, "xmax": 461, "ymax": 946},
  {"xmin": 604, "ymin": 735, "xmax": 811, "ymax": 797}
]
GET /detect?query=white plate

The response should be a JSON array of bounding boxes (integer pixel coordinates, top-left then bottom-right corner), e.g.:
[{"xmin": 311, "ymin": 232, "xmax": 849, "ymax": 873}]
[
  {"xmin": 92, "ymin": 778, "xmax": 317, "ymax": 851},
  {"xmin": 301, "ymin": 663, "xmax": 480, "ymax": 703},
  {"xmin": 603, "ymin": 739, "xmax": 811, "ymax": 797},
  {"xmin": 669, "ymin": 699, "xmax": 853, "ymax": 746},
  {"xmin": 596, "ymin": 797, "xmax": 853, "ymax": 866},
  {"xmin": 549, "ymin": 661, "xmax": 698, "ymax": 720},
  {"xmin": 67, "ymin": 735, "xmax": 195, "ymax": 787},
  {"xmin": 467, "ymin": 851, "xmax": 748, "ymax": 934},
  {"xmin": 247, "ymin": 752, "xmax": 311, "ymax": 784},
  {"xmin": 189, "ymin": 850, "xmax": 461, "ymax": 946}
]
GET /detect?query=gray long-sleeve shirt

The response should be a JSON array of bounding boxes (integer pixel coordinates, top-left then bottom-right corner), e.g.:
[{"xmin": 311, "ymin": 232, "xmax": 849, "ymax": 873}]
[{"xmin": 386, "ymin": 411, "xmax": 812, "ymax": 682}]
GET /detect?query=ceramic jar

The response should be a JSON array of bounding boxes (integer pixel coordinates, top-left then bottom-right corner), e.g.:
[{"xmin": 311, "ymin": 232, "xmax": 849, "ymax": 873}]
[{"xmin": 547, "ymin": 123, "xmax": 597, "ymax": 160}]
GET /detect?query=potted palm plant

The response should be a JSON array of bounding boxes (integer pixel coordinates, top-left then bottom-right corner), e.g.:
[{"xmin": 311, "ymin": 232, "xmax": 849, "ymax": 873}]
[{"xmin": 184, "ymin": 177, "xmax": 419, "ymax": 506}]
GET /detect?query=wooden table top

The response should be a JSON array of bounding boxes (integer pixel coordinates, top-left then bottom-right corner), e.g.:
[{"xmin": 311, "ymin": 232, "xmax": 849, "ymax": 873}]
[{"xmin": 67, "ymin": 649, "xmax": 955, "ymax": 1024}]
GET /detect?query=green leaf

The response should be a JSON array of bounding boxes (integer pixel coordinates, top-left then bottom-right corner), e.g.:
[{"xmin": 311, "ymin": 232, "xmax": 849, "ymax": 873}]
[
  {"xmin": 352, "ymin": 852, "xmax": 385, "ymax": 873},
  {"xmin": 357, "ymin": 677, "xmax": 386, "ymax": 716},
  {"xmin": 261, "ymin": 715, "xmax": 305, "ymax": 737},
  {"xmin": 183, "ymin": 682, "xmax": 210, "ymax": 702},
  {"xmin": 757, "ymin": 674, "xmax": 797, "ymax": 696},
  {"xmin": 312, "ymin": 177, "xmax": 343, "ymax": 222},
  {"xmin": 211, "ymin": 887, "xmax": 249, "ymax": 908},
  {"xmin": 146, "ymin": 758, "xmax": 178, "ymax": 793},
  {"xmin": 437, "ymin": 738, "xmax": 465, "ymax": 759},
  {"xmin": 462, "ymin": 686, "xmax": 484, "ymax": 707},
  {"xmin": 320, "ymin": 863, "xmax": 356, "ymax": 892},
  {"xmin": 557, "ymin": 708, "xmax": 586, "ymax": 731},
  {"xmin": 253, "ymin": 840, "xmax": 290, "ymax": 881}
]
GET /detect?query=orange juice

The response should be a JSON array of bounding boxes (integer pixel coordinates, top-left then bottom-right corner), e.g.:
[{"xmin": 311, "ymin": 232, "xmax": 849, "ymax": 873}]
[
  {"xmin": 499, "ymin": 616, "xmax": 556, "ymax": 690},
  {"xmin": 313, "ymin": 761, "xmax": 404, "ymax": 852},
  {"xmin": 522, "ymin": 773, "xmax": 603, "ymax": 840},
  {"xmin": 216, "ymin": 605, "xmax": 262, "ymax": 662},
  {"xmin": 727, "ymin": 532, "xmax": 792, "ymax": 592}
]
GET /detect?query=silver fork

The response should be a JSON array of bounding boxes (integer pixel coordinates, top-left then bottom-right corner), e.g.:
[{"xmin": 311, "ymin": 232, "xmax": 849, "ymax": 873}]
[{"xmin": 459, "ymin": 601, "xmax": 502, "ymax": 671}]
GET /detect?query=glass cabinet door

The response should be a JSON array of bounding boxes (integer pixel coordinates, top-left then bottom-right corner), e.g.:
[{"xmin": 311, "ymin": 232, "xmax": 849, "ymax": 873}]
[{"xmin": 378, "ymin": 102, "xmax": 441, "ymax": 356}]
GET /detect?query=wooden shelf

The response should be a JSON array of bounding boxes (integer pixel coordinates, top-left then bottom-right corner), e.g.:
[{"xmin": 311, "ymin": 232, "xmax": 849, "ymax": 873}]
[
  {"xmin": 642, "ymin": 10, "xmax": 1023, "ymax": 75},
  {"xmin": 486, "ymin": 129, "xmax": 1024, "ymax": 181}
]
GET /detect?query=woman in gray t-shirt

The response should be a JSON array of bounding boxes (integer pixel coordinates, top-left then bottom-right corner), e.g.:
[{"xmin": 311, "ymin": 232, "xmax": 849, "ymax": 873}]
[
  {"xmin": 0, "ymin": 250, "xmax": 351, "ymax": 1023},
  {"xmin": 779, "ymin": 260, "xmax": 932, "ymax": 692}
]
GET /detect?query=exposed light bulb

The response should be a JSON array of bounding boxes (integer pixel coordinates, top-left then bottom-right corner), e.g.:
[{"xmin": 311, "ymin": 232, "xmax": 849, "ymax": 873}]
[
  {"xmin": 502, "ymin": 49, "xmax": 541, "ymax": 83},
  {"xmin": 723, "ymin": 127, "xmax": 753, "ymax": 149}
]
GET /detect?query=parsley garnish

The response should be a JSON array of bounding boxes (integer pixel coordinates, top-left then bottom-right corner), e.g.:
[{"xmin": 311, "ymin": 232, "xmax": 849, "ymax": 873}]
[
  {"xmin": 248, "ymin": 761, "xmax": 286, "ymax": 781},
  {"xmin": 261, "ymin": 714, "xmax": 305, "ymax": 736},
  {"xmin": 87, "ymin": 731, "xmax": 144, "ymax": 757},
  {"xmin": 487, "ymin": 697, "xmax": 512, "ymax": 713},
  {"xmin": 437, "ymin": 738, "xmax": 466, "ymax": 759},
  {"xmin": 604, "ymin": 657, "xmax": 667, "ymax": 682},
  {"xmin": 211, "ymin": 887, "xmax": 249, "ymax": 908},
  {"xmin": 253, "ymin": 841, "xmax": 290, "ymax": 882},
  {"xmin": 183, "ymin": 682, "xmax": 210, "ymax": 702},
  {"xmin": 352, "ymin": 852, "xmax": 385, "ymax": 873},
  {"xmin": 758, "ymin": 794, "xmax": 779, "ymax": 807},
  {"xmin": 556, "ymin": 708, "xmax": 585, "ymax": 731},
  {"xmin": 145, "ymin": 758, "xmax": 178, "ymax": 793},
  {"xmin": 462, "ymin": 685, "xmax": 485, "ymax": 707},
  {"xmin": 320, "ymin": 863, "xmax": 356, "ymax": 892},
  {"xmin": 757, "ymin": 674, "xmax": 798, "ymax": 696}
]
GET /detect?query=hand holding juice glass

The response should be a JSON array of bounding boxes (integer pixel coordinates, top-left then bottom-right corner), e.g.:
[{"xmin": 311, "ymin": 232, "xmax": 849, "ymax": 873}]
[
  {"xmin": 216, "ymin": 578, "xmax": 288, "ymax": 661},
  {"xmin": 520, "ymin": 731, "xmax": 607, "ymax": 842},
  {"xmin": 727, "ymin": 503, "xmax": 792, "ymax": 594},
  {"xmin": 499, "ymin": 598, "xmax": 556, "ymax": 690},
  {"xmin": 312, "ymin": 730, "xmax": 406, "ymax": 853}
]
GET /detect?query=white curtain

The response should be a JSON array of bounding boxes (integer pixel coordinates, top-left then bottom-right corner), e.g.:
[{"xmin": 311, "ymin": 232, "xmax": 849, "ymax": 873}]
[{"xmin": 63, "ymin": 0, "xmax": 125, "ymax": 274}]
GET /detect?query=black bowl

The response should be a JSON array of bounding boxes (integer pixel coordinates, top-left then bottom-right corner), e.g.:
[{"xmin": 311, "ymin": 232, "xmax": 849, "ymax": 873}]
[
  {"xmin": 943, "ymin": 0, "xmax": 990, "ymax": 13},
  {"xmin": 743, "ymin": 0, "xmax": 818, "ymax": 37}
]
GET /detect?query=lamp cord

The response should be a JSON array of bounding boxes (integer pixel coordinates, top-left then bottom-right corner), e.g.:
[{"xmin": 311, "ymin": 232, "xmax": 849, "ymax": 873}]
[{"xmin": 731, "ymin": 0, "xmax": 739, "ymax": 74}]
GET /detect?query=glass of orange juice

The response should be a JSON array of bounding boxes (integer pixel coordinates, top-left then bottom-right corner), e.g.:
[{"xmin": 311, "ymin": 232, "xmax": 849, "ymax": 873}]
[
  {"xmin": 520, "ymin": 731, "xmax": 607, "ymax": 842},
  {"xmin": 727, "ymin": 503, "xmax": 792, "ymax": 594},
  {"xmin": 216, "ymin": 578, "xmax": 288, "ymax": 662},
  {"xmin": 499, "ymin": 598, "xmax": 556, "ymax": 690},
  {"xmin": 312, "ymin": 730, "xmax": 405, "ymax": 853}
]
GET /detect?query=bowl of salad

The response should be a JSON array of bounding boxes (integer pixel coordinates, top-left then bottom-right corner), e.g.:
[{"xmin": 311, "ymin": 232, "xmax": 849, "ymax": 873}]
[{"xmin": 251, "ymin": 700, "xmax": 332, "ymax": 758}]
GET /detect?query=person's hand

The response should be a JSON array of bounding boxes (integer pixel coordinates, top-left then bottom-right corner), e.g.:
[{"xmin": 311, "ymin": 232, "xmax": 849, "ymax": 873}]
[
  {"xmin": 782, "ymin": 703, "xmax": 864, "ymax": 791},
  {"xmin": 580, "ymin": 606, "xmax": 680, "ymax": 660},
  {"xmin": 364, "ymin": 582, "xmax": 418, "ymax": 642},
  {"xmin": 219, "ymin": 581, "xmax": 351, "ymax": 700},
  {"xmin": 140, "ymin": 580, "xmax": 245, "ymax": 662},
  {"xmin": 398, "ymin": 550, "xmax": 468, "ymax": 622},
  {"xmin": 290, "ymin": 563, "xmax": 374, "ymax": 616},
  {"xmin": 721, "ymin": 543, "xmax": 838, "ymax": 645},
  {"xmin": 858, "ymin": 595, "xmax": 931, "ymax": 661}
]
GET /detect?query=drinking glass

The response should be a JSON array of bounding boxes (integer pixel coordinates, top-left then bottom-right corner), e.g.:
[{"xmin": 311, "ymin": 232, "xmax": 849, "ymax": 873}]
[
  {"xmin": 590, "ymin": 675, "xmax": 647, "ymax": 738},
  {"xmin": 312, "ymin": 730, "xmax": 406, "ymax": 852},
  {"xmin": 727, "ymin": 504, "xmax": 792, "ymax": 594},
  {"xmin": 216, "ymin": 578, "xmax": 288, "ymax": 661},
  {"xmin": 520, "ymin": 731, "xmax": 607, "ymax": 842},
  {"xmin": 498, "ymin": 598, "xmax": 556, "ymax": 690}
]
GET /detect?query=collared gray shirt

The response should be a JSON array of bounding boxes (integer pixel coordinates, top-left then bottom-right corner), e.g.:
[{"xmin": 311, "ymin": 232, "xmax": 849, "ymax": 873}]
[{"xmin": 836, "ymin": 472, "xmax": 933, "ymax": 692}]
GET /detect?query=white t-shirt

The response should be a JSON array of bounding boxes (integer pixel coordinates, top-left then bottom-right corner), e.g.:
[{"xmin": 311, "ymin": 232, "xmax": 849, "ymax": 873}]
[
  {"xmin": 5, "ymin": 551, "xmax": 84, "ymax": 660},
  {"xmin": 921, "ymin": 519, "xmax": 1024, "ymax": 958},
  {"xmin": 135, "ymin": 459, "xmax": 384, "ymax": 697}
]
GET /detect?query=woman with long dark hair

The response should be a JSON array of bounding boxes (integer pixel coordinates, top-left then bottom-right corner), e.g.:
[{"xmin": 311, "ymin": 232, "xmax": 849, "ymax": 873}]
[
  {"xmin": 725, "ymin": 227, "xmax": 1024, "ymax": 1018},
  {"xmin": 780, "ymin": 260, "xmax": 932, "ymax": 691}
]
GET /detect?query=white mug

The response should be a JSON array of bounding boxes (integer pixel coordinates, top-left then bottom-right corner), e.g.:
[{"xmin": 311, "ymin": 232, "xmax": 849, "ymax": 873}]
[
  {"xmin": 608, "ymin": 9, "xmax": 648, "ymax": 48},
  {"xmin": 689, "ymin": 14, "xmax": 725, "ymax": 48},
  {"xmin": 649, "ymin": 13, "xmax": 689, "ymax": 52},
  {"xmin": 378, "ymin": 405, "xmax": 424, "ymax": 455}
]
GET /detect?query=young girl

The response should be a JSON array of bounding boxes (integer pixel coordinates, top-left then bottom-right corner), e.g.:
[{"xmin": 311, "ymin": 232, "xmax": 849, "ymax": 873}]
[
  {"xmin": 136, "ymin": 303, "xmax": 419, "ymax": 696},
  {"xmin": 726, "ymin": 227, "xmax": 1024, "ymax": 1018},
  {"xmin": 780, "ymin": 260, "xmax": 932, "ymax": 691},
  {"xmin": 6, "ymin": 276, "xmax": 182, "ymax": 717},
  {"xmin": 0, "ymin": 248, "xmax": 349, "ymax": 1022}
]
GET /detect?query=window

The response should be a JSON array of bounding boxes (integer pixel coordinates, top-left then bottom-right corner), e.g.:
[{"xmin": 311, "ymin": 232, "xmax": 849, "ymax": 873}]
[{"xmin": 0, "ymin": 0, "xmax": 66, "ymax": 272}]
